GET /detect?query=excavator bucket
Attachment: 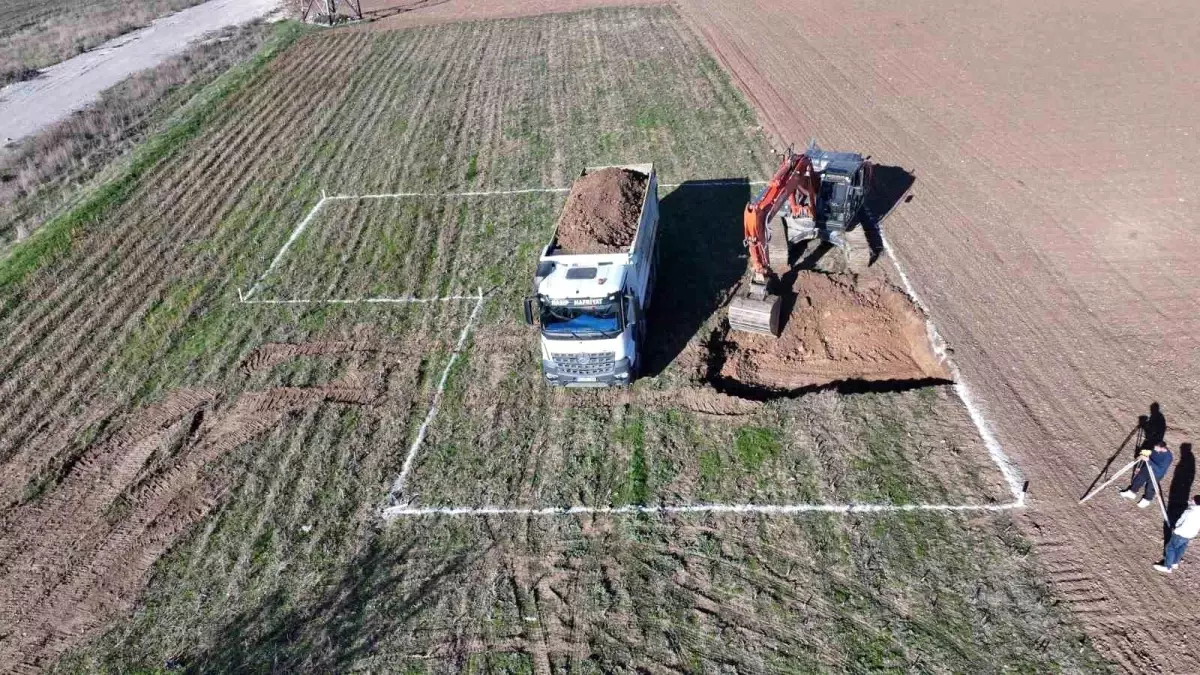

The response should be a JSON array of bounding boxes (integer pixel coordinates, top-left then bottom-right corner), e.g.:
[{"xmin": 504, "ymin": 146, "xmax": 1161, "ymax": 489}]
[{"xmin": 728, "ymin": 288, "xmax": 781, "ymax": 336}]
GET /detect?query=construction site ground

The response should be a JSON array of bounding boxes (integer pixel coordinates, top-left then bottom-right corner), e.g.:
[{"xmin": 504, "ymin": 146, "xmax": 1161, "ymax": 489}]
[
  {"xmin": 0, "ymin": 1, "xmax": 1186, "ymax": 672},
  {"xmin": 658, "ymin": 0, "xmax": 1200, "ymax": 671}
]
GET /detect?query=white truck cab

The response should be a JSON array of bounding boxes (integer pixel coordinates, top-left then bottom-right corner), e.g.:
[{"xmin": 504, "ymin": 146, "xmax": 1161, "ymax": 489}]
[{"xmin": 523, "ymin": 164, "xmax": 659, "ymax": 387}]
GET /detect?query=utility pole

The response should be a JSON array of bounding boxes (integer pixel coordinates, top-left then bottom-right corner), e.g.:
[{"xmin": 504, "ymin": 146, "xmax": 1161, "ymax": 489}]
[{"xmin": 301, "ymin": 0, "xmax": 363, "ymax": 25}]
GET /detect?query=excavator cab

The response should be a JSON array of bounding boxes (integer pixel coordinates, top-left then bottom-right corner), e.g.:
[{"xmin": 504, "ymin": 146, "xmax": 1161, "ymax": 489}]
[{"xmin": 791, "ymin": 143, "xmax": 870, "ymax": 250}]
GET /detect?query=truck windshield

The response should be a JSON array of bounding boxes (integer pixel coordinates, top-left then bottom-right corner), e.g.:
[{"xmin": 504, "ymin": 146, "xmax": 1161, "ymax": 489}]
[{"xmin": 541, "ymin": 301, "xmax": 621, "ymax": 338}]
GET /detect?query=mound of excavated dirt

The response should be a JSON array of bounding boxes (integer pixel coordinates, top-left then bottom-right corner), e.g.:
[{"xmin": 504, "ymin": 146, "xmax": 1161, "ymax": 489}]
[
  {"xmin": 715, "ymin": 272, "xmax": 949, "ymax": 391},
  {"xmin": 553, "ymin": 167, "xmax": 647, "ymax": 254}
]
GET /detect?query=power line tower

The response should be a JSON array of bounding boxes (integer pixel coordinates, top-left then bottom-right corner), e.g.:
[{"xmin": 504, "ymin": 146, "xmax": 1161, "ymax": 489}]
[{"xmin": 301, "ymin": 0, "xmax": 363, "ymax": 24}]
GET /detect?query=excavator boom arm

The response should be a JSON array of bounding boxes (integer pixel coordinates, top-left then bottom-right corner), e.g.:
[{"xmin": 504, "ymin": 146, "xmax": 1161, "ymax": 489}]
[
  {"xmin": 728, "ymin": 148, "xmax": 819, "ymax": 337},
  {"xmin": 743, "ymin": 150, "xmax": 818, "ymax": 281}
]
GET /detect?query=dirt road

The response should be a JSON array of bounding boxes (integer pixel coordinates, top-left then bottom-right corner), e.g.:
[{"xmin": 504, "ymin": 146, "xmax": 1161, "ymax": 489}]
[
  {"xmin": 672, "ymin": 0, "xmax": 1199, "ymax": 669},
  {"xmin": 0, "ymin": 0, "xmax": 281, "ymax": 145}
]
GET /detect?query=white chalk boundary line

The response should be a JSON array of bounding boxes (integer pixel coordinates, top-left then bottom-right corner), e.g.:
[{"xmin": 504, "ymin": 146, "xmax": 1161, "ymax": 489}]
[
  {"xmin": 389, "ymin": 292, "xmax": 486, "ymax": 500},
  {"xmin": 382, "ymin": 501, "xmax": 1022, "ymax": 518},
  {"xmin": 878, "ymin": 234, "xmax": 1026, "ymax": 503},
  {"xmin": 234, "ymin": 182, "xmax": 1026, "ymax": 518},
  {"xmin": 237, "ymin": 182, "xmax": 768, "ymax": 305}
]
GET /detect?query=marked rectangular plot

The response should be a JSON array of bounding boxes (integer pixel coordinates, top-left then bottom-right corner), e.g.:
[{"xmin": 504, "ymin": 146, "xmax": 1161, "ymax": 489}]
[
  {"xmin": 253, "ymin": 192, "xmax": 565, "ymax": 302},
  {"xmin": 402, "ymin": 317, "xmax": 1013, "ymax": 510}
]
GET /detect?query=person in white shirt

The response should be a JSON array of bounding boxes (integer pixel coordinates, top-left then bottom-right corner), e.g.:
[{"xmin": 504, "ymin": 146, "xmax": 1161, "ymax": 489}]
[{"xmin": 1156, "ymin": 495, "xmax": 1200, "ymax": 573}]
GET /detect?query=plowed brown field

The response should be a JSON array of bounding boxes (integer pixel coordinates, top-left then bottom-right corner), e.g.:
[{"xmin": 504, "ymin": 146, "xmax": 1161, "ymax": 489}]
[{"xmin": 673, "ymin": 0, "xmax": 1200, "ymax": 670}]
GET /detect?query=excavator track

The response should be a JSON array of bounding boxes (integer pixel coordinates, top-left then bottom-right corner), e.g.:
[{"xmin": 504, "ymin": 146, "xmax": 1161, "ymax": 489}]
[{"xmin": 728, "ymin": 290, "xmax": 781, "ymax": 336}]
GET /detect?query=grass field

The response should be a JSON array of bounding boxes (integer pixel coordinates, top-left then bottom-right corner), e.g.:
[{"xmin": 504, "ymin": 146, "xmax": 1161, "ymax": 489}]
[{"xmin": 0, "ymin": 6, "xmax": 1106, "ymax": 672}]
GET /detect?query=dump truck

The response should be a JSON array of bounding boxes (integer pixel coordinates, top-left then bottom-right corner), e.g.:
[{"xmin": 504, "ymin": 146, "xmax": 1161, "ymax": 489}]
[{"xmin": 523, "ymin": 164, "xmax": 659, "ymax": 387}]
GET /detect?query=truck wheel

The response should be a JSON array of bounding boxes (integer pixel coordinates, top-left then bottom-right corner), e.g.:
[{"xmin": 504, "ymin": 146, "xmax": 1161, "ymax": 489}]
[{"xmin": 629, "ymin": 319, "xmax": 647, "ymax": 383}]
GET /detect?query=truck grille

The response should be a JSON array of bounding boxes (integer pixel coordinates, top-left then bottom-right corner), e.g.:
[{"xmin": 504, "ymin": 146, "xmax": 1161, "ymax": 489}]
[{"xmin": 553, "ymin": 352, "xmax": 615, "ymax": 376}]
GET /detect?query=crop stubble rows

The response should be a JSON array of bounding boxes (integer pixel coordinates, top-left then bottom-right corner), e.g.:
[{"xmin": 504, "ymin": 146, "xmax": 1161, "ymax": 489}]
[{"xmin": 0, "ymin": 7, "xmax": 1103, "ymax": 672}]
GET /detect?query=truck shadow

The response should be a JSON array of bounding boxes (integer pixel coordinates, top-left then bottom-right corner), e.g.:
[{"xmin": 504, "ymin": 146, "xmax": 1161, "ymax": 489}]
[{"xmin": 641, "ymin": 179, "xmax": 751, "ymax": 378}]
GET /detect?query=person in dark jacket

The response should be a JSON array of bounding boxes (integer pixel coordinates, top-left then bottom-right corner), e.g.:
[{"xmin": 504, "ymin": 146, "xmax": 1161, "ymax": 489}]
[{"xmin": 1120, "ymin": 442, "xmax": 1174, "ymax": 508}]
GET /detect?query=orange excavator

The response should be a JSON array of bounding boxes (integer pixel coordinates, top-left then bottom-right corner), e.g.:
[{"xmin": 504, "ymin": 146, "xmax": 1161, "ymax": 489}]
[{"xmin": 728, "ymin": 141, "xmax": 873, "ymax": 336}]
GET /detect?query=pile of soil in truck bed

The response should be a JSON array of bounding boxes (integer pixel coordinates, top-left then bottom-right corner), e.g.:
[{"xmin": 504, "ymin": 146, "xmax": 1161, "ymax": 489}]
[
  {"xmin": 714, "ymin": 272, "xmax": 951, "ymax": 391},
  {"xmin": 553, "ymin": 167, "xmax": 647, "ymax": 254}
]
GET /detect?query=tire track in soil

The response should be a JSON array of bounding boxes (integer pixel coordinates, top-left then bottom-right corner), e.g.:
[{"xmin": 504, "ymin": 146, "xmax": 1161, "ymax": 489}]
[
  {"xmin": 0, "ymin": 376, "xmax": 380, "ymax": 670},
  {"xmin": 220, "ymin": 364, "xmax": 380, "ymax": 601},
  {"xmin": 241, "ymin": 339, "xmax": 424, "ymax": 374},
  {"xmin": 0, "ymin": 31, "xmax": 379, "ymax": 662}
]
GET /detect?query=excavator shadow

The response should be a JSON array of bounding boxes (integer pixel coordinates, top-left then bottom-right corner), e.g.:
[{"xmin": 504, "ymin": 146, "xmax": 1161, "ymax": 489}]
[
  {"xmin": 640, "ymin": 179, "xmax": 752, "ymax": 378},
  {"xmin": 859, "ymin": 164, "xmax": 916, "ymax": 266}
]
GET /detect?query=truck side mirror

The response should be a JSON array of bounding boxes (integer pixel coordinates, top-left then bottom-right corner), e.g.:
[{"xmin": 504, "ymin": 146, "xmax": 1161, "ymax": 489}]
[
  {"xmin": 624, "ymin": 293, "xmax": 641, "ymax": 325},
  {"xmin": 523, "ymin": 297, "xmax": 537, "ymax": 326}
]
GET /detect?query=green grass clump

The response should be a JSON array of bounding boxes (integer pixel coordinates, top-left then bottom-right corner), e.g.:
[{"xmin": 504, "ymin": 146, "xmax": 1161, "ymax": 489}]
[
  {"xmin": 616, "ymin": 416, "xmax": 648, "ymax": 505},
  {"xmin": 734, "ymin": 425, "xmax": 781, "ymax": 472}
]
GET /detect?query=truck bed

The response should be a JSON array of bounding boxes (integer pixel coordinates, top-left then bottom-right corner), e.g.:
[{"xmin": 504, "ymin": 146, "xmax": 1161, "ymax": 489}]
[{"xmin": 550, "ymin": 166, "xmax": 650, "ymax": 255}]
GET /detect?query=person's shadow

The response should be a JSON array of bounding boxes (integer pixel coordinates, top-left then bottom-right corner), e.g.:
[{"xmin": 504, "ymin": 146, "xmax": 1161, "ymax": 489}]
[
  {"xmin": 1164, "ymin": 443, "xmax": 1195, "ymax": 542},
  {"xmin": 1080, "ymin": 402, "xmax": 1167, "ymax": 499},
  {"xmin": 1142, "ymin": 402, "xmax": 1166, "ymax": 449}
]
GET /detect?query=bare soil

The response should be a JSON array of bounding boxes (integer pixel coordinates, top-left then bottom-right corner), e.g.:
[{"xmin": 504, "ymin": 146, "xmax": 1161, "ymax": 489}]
[
  {"xmin": 0, "ymin": 368, "xmax": 382, "ymax": 670},
  {"xmin": 239, "ymin": 337, "xmax": 428, "ymax": 373},
  {"xmin": 553, "ymin": 167, "xmax": 646, "ymax": 254},
  {"xmin": 715, "ymin": 272, "xmax": 949, "ymax": 392},
  {"xmin": 675, "ymin": 0, "xmax": 1200, "ymax": 669}
]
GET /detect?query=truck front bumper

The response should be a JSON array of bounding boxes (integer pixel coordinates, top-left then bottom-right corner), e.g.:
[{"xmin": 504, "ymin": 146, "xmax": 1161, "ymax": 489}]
[{"xmin": 543, "ymin": 358, "xmax": 632, "ymax": 387}]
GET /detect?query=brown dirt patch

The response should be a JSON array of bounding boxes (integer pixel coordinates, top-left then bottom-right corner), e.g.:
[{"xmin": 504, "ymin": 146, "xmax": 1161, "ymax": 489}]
[
  {"xmin": 562, "ymin": 387, "xmax": 761, "ymax": 416},
  {"xmin": 552, "ymin": 167, "xmax": 646, "ymax": 254},
  {"xmin": 0, "ymin": 374, "xmax": 381, "ymax": 670},
  {"xmin": 239, "ymin": 339, "xmax": 427, "ymax": 374},
  {"xmin": 715, "ymin": 272, "xmax": 949, "ymax": 392}
]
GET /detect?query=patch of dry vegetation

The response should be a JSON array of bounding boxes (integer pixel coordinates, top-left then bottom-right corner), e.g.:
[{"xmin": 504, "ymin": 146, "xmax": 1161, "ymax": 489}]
[
  {"xmin": 0, "ymin": 22, "xmax": 271, "ymax": 248},
  {"xmin": 0, "ymin": 0, "xmax": 216, "ymax": 86}
]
